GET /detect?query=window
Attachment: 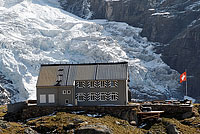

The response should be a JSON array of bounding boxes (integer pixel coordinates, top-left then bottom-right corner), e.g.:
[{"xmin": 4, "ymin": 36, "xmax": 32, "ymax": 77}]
[
  {"xmin": 65, "ymin": 99, "xmax": 69, "ymax": 104},
  {"xmin": 63, "ymin": 90, "xmax": 66, "ymax": 94},
  {"xmin": 48, "ymin": 94, "xmax": 55, "ymax": 103},
  {"xmin": 58, "ymin": 68, "xmax": 64, "ymax": 71},
  {"xmin": 100, "ymin": 92, "xmax": 107, "ymax": 101},
  {"xmin": 88, "ymin": 92, "xmax": 96, "ymax": 101},
  {"xmin": 40, "ymin": 94, "xmax": 46, "ymax": 103},
  {"xmin": 108, "ymin": 80, "xmax": 118, "ymax": 88},
  {"xmin": 110, "ymin": 81, "xmax": 115, "ymax": 87},
  {"xmin": 76, "ymin": 81, "xmax": 85, "ymax": 88},
  {"xmin": 100, "ymin": 81, "xmax": 106, "ymax": 88},
  {"xmin": 110, "ymin": 92, "xmax": 118, "ymax": 101},
  {"xmin": 57, "ymin": 74, "xmax": 63, "ymax": 82},
  {"xmin": 88, "ymin": 81, "xmax": 96, "ymax": 88},
  {"xmin": 115, "ymin": 80, "xmax": 118, "ymax": 87},
  {"xmin": 67, "ymin": 90, "xmax": 71, "ymax": 94},
  {"xmin": 76, "ymin": 93, "xmax": 85, "ymax": 101}
]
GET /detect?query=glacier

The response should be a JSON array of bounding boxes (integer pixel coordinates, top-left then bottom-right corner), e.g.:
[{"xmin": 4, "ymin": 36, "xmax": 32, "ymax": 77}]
[{"xmin": 0, "ymin": 0, "xmax": 181, "ymax": 103}]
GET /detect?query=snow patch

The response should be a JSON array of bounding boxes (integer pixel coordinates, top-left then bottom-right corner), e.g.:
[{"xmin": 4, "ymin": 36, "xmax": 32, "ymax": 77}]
[
  {"xmin": 184, "ymin": 96, "xmax": 196, "ymax": 103},
  {"xmin": 86, "ymin": 113, "xmax": 102, "ymax": 117},
  {"xmin": 105, "ymin": 0, "xmax": 120, "ymax": 1},
  {"xmin": 152, "ymin": 12, "xmax": 170, "ymax": 16},
  {"xmin": 186, "ymin": 1, "xmax": 200, "ymax": 11},
  {"xmin": 160, "ymin": 0, "xmax": 166, "ymax": 5}
]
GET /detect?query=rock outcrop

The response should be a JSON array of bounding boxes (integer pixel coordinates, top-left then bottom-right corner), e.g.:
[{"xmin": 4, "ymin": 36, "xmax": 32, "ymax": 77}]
[
  {"xmin": 166, "ymin": 124, "xmax": 179, "ymax": 134},
  {"xmin": 0, "ymin": 84, "xmax": 10, "ymax": 105},
  {"xmin": 162, "ymin": 23, "xmax": 200, "ymax": 99}
]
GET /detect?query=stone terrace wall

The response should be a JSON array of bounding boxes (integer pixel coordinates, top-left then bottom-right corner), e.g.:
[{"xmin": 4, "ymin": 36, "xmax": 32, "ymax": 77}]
[
  {"xmin": 6, "ymin": 105, "xmax": 139, "ymax": 123},
  {"xmin": 143, "ymin": 104, "xmax": 193, "ymax": 113},
  {"xmin": 142, "ymin": 104, "xmax": 193, "ymax": 119}
]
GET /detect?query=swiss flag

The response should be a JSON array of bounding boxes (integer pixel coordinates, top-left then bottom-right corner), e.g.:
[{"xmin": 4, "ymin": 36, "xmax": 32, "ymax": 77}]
[{"xmin": 180, "ymin": 72, "xmax": 186, "ymax": 83}]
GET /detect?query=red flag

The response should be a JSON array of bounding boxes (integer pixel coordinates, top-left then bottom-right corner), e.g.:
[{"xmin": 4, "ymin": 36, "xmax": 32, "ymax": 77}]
[{"xmin": 180, "ymin": 72, "xmax": 186, "ymax": 83}]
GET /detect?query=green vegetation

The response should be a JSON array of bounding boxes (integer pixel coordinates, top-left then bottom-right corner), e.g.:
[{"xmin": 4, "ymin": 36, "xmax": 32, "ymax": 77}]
[{"xmin": 0, "ymin": 105, "xmax": 7, "ymax": 117}]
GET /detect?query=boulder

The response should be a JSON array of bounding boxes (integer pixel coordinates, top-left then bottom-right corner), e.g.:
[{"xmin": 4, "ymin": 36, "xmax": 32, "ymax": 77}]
[
  {"xmin": 198, "ymin": 105, "xmax": 200, "ymax": 114},
  {"xmin": 120, "ymin": 110, "xmax": 129, "ymax": 121},
  {"xmin": 24, "ymin": 127, "xmax": 38, "ymax": 134},
  {"xmin": 0, "ymin": 120, "xmax": 8, "ymax": 129},
  {"xmin": 34, "ymin": 125, "xmax": 57, "ymax": 133},
  {"xmin": 157, "ymin": 118, "xmax": 162, "ymax": 122},
  {"xmin": 63, "ymin": 123, "xmax": 77, "ymax": 130},
  {"xmin": 166, "ymin": 124, "xmax": 179, "ymax": 134},
  {"xmin": 75, "ymin": 124, "xmax": 112, "ymax": 134},
  {"xmin": 130, "ymin": 121, "xmax": 137, "ymax": 126}
]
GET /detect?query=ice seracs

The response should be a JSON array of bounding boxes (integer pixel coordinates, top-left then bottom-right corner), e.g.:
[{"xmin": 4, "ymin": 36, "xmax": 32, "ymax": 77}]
[{"xmin": 0, "ymin": 0, "xmax": 180, "ymax": 103}]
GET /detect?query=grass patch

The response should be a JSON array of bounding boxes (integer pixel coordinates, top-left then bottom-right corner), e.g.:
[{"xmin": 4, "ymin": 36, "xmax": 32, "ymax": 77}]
[
  {"xmin": 0, "ymin": 122, "xmax": 26, "ymax": 134},
  {"xmin": 193, "ymin": 104, "xmax": 200, "ymax": 116},
  {"xmin": 0, "ymin": 105, "xmax": 27, "ymax": 134},
  {"xmin": 162, "ymin": 118, "xmax": 200, "ymax": 134},
  {"xmin": 27, "ymin": 112, "xmax": 145, "ymax": 134},
  {"xmin": 181, "ymin": 117, "xmax": 200, "ymax": 128},
  {"xmin": 148, "ymin": 122, "xmax": 167, "ymax": 134},
  {"xmin": 0, "ymin": 105, "xmax": 7, "ymax": 117}
]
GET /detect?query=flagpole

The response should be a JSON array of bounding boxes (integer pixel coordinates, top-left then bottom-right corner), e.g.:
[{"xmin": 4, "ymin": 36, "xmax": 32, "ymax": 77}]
[{"xmin": 185, "ymin": 69, "xmax": 187, "ymax": 96}]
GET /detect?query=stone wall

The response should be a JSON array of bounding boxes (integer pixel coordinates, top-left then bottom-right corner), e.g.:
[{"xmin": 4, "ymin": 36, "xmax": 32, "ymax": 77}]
[
  {"xmin": 7, "ymin": 102, "xmax": 27, "ymax": 113},
  {"xmin": 143, "ymin": 104, "xmax": 193, "ymax": 113},
  {"xmin": 142, "ymin": 104, "xmax": 193, "ymax": 119},
  {"xmin": 6, "ymin": 105, "xmax": 139, "ymax": 124}
]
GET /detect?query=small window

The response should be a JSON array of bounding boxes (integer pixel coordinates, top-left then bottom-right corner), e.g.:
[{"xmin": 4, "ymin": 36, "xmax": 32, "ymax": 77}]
[
  {"xmin": 110, "ymin": 81, "xmax": 115, "ymax": 87},
  {"xmin": 110, "ymin": 92, "xmax": 118, "ymax": 101},
  {"xmin": 88, "ymin": 92, "xmax": 96, "ymax": 101},
  {"xmin": 67, "ymin": 90, "xmax": 71, "ymax": 94},
  {"xmin": 88, "ymin": 81, "xmax": 96, "ymax": 88},
  {"xmin": 63, "ymin": 90, "xmax": 66, "ymax": 94},
  {"xmin": 76, "ymin": 93, "xmax": 85, "ymax": 101},
  {"xmin": 65, "ymin": 99, "xmax": 69, "ymax": 104},
  {"xmin": 100, "ymin": 81, "xmax": 106, "ymax": 88},
  {"xmin": 48, "ymin": 94, "xmax": 55, "ymax": 103},
  {"xmin": 40, "ymin": 94, "xmax": 46, "ymax": 103},
  {"xmin": 58, "ymin": 68, "xmax": 64, "ymax": 71},
  {"xmin": 100, "ymin": 92, "xmax": 107, "ymax": 101},
  {"xmin": 108, "ymin": 80, "xmax": 118, "ymax": 88},
  {"xmin": 115, "ymin": 80, "xmax": 118, "ymax": 87},
  {"xmin": 76, "ymin": 81, "xmax": 85, "ymax": 88},
  {"xmin": 57, "ymin": 74, "xmax": 63, "ymax": 82}
]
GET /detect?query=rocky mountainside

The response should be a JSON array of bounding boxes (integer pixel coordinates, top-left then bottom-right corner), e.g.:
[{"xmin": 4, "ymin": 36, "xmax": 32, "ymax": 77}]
[
  {"xmin": 0, "ymin": 73, "xmax": 11, "ymax": 105},
  {"xmin": 59, "ymin": 0, "xmax": 200, "ymax": 101}
]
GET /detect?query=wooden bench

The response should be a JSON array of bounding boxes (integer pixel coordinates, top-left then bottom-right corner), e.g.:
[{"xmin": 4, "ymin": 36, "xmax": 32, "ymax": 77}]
[{"xmin": 137, "ymin": 111, "xmax": 164, "ymax": 121}]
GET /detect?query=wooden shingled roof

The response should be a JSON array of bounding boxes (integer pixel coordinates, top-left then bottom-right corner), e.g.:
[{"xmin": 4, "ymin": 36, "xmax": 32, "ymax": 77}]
[{"xmin": 36, "ymin": 62, "xmax": 128, "ymax": 87}]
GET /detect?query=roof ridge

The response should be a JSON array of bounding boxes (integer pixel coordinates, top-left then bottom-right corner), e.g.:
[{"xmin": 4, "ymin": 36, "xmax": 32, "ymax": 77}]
[{"xmin": 41, "ymin": 62, "xmax": 128, "ymax": 66}]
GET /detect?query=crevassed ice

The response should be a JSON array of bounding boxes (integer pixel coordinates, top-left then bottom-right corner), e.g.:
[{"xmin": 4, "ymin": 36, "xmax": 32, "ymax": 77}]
[{"xmin": 0, "ymin": 0, "xmax": 180, "ymax": 102}]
